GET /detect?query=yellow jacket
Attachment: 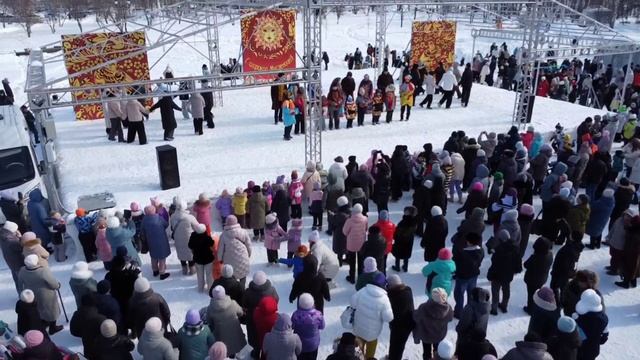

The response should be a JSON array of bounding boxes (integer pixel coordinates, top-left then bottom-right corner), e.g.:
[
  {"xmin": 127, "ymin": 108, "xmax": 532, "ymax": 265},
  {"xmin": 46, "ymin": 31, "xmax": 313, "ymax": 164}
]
[{"xmin": 232, "ymin": 193, "xmax": 247, "ymax": 215}]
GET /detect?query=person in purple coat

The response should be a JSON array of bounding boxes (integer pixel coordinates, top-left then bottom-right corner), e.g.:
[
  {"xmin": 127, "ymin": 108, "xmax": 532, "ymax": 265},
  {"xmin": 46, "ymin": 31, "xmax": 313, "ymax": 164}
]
[
  {"xmin": 291, "ymin": 293, "xmax": 325, "ymax": 360},
  {"xmin": 215, "ymin": 190, "xmax": 233, "ymax": 224},
  {"xmin": 140, "ymin": 206, "xmax": 171, "ymax": 280}
]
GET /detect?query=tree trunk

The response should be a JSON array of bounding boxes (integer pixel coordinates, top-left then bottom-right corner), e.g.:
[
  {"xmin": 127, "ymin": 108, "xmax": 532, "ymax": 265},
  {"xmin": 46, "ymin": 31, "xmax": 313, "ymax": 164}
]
[{"xmin": 76, "ymin": 18, "xmax": 83, "ymax": 32}]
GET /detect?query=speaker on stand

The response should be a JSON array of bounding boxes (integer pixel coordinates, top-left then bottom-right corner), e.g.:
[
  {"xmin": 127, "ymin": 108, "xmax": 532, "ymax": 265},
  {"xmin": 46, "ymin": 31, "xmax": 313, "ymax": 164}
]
[{"xmin": 156, "ymin": 145, "xmax": 180, "ymax": 190}]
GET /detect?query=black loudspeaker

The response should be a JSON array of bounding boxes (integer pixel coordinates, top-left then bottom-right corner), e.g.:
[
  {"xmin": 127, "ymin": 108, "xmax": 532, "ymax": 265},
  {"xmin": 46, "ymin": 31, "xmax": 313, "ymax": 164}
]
[{"xmin": 156, "ymin": 145, "xmax": 180, "ymax": 190}]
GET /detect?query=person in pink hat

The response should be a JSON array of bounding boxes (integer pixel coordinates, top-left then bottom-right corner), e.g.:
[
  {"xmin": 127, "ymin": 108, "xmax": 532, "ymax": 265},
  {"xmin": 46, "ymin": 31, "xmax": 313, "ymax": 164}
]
[
  {"xmin": 22, "ymin": 329, "xmax": 62, "ymax": 359},
  {"xmin": 421, "ymin": 247, "xmax": 456, "ymax": 298}
]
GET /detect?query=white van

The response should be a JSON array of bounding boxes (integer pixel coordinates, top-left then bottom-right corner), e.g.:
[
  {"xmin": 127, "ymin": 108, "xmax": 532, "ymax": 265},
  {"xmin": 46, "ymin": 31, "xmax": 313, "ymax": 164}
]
[{"xmin": 0, "ymin": 104, "xmax": 45, "ymax": 199}]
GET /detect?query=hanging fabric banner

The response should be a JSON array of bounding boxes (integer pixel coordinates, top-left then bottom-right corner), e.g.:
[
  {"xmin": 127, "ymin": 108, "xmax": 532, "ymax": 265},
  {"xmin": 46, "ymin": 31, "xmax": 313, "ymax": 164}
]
[
  {"xmin": 410, "ymin": 21, "xmax": 457, "ymax": 71},
  {"xmin": 241, "ymin": 9, "xmax": 296, "ymax": 83},
  {"xmin": 62, "ymin": 31, "xmax": 151, "ymax": 120}
]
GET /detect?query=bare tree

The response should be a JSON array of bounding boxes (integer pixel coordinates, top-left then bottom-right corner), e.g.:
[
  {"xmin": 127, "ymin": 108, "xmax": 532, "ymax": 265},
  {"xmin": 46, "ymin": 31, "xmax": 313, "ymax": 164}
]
[
  {"xmin": 61, "ymin": 0, "xmax": 89, "ymax": 32},
  {"xmin": 4, "ymin": 0, "xmax": 38, "ymax": 37}
]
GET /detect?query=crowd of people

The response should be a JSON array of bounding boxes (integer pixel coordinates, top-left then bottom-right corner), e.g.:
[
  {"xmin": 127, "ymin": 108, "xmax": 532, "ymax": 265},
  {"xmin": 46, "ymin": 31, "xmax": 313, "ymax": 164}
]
[{"xmin": 3, "ymin": 98, "xmax": 640, "ymax": 359}]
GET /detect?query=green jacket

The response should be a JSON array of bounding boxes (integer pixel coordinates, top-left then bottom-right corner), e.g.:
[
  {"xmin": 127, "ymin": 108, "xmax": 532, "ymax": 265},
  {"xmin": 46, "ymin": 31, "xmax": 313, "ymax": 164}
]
[
  {"xmin": 422, "ymin": 259, "xmax": 456, "ymax": 297},
  {"xmin": 176, "ymin": 323, "xmax": 215, "ymax": 360}
]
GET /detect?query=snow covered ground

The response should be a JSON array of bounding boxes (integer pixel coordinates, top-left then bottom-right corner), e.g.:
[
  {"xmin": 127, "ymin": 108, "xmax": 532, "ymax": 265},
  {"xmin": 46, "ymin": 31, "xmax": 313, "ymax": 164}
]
[{"xmin": 0, "ymin": 10, "xmax": 638, "ymax": 360}]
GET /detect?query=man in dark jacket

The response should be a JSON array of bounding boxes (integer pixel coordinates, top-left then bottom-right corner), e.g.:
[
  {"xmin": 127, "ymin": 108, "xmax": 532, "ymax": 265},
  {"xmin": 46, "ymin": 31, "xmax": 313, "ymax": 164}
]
[
  {"xmin": 341, "ymin": 72, "xmax": 356, "ymax": 98},
  {"xmin": 105, "ymin": 255, "xmax": 140, "ymax": 323},
  {"xmin": 550, "ymin": 239, "xmax": 583, "ymax": 304},
  {"xmin": 95, "ymin": 280, "xmax": 122, "ymax": 333},
  {"xmin": 202, "ymin": 89, "xmax": 215, "ymax": 129},
  {"xmin": 289, "ymin": 254, "xmax": 330, "ymax": 313},
  {"xmin": 149, "ymin": 96, "xmax": 182, "ymax": 141},
  {"xmin": 70, "ymin": 294, "xmax": 107, "ymax": 359},
  {"xmin": 210, "ymin": 264, "xmax": 245, "ymax": 305},
  {"xmin": 452, "ymin": 232, "xmax": 484, "ymax": 317},
  {"xmin": 502, "ymin": 332, "xmax": 554, "ymax": 359},
  {"xmin": 127, "ymin": 277, "xmax": 171, "ymax": 338},
  {"xmin": 94, "ymin": 319, "xmax": 135, "ymax": 360},
  {"xmin": 460, "ymin": 63, "xmax": 474, "ymax": 107},
  {"xmin": 360, "ymin": 226, "xmax": 387, "ymax": 274},
  {"xmin": 386, "ymin": 274, "xmax": 414, "ymax": 360},
  {"xmin": 547, "ymin": 316, "xmax": 581, "ymax": 360},
  {"xmin": 376, "ymin": 67, "xmax": 394, "ymax": 91},
  {"xmin": 330, "ymin": 197, "xmax": 350, "ymax": 264},
  {"xmin": 523, "ymin": 237, "xmax": 553, "ymax": 313}
]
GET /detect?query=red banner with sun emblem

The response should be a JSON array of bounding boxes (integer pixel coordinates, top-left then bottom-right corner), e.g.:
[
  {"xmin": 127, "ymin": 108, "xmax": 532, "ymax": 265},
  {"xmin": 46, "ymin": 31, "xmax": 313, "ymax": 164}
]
[
  {"xmin": 241, "ymin": 10, "xmax": 296, "ymax": 82},
  {"xmin": 62, "ymin": 31, "xmax": 151, "ymax": 120},
  {"xmin": 410, "ymin": 21, "xmax": 457, "ymax": 71}
]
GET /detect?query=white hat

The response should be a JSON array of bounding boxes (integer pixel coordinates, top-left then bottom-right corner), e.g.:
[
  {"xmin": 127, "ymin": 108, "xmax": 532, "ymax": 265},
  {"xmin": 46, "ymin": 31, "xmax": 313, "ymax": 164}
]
[
  {"xmin": 308, "ymin": 230, "xmax": 320, "ymax": 243},
  {"xmin": 431, "ymin": 206, "xmax": 442, "ymax": 217},
  {"xmin": 559, "ymin": 187, "xmax": 571, "ymax": 199},
  {"xmin": 20, "ymin": 289, "xmax": 35, "ymax": 303},
  {"xmin": 106, "ymin": 216, "xmax": 120, "ymax": 229},
  {"xmin": 298, "ymin": 293, "xmax": 315, "ymax": 310},
  {"xmin": 100, "ymin": 319, "xmax": 118, "ymax": 338},
  {"xmin": 134, "ymin": 277, "xmax": 151, "ymax": 293},
  {"xmin": 71, "ymin": 261, "xmax": 93, "ymax": 280},
  {"xmin": 337, "ymin": 196, "xmax": 349, "ymax": 207},
  {"xmin": 266, "ymin": 213, "xmax": 277, "ymax": 225},
  {"xmin": 602, "ymin": 188, "xmax": 615, "ymax": 198},
  {"xmin": 437, "ymin": 339, "xmax": 455, "ymax": 359},
  {"xmin": 222, "ymin": 264, "xmax": 234, "ymax": 278},
  {"xmin": 144, "ymin": 317, "xmax": 163, "ymax": 333},
  {"xmin": 576, "ymin": 289, "xmax": 603, "ymax": 315},
  {"xmin": 253, "ymin": 271, "xmax": 267, "ymax": 286},
  {"xmin": 24, "ymin": 254, "xmax": 39, "ymax": 269},
  {"xmin": 352, "ymin": 204, "xmax": 363, "ymax": 215},
  {"xmin": 195, "ymin": 223, "xmax": 207, "ymax": 234},
  {"xmin": 387, "ymin": 274, "xmax": 402, "ymax": 287},
  {"xmin": 3, "ymin": 221, "xmax": 18, "ymax": 233},
  {"xmin": 424, "ymin": 180, "xmax": 433, "ymax": 189}
]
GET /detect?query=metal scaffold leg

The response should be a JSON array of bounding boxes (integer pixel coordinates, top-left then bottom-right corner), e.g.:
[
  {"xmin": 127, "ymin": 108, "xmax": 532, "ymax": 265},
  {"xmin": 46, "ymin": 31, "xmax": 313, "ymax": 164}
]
[
  {"xmin": 374, "ymin": 6, "xmax": 387, "ymax": 79},
  {"xmin": 304, "ymin": 0, "xmax": 322, "ymax": 166}
]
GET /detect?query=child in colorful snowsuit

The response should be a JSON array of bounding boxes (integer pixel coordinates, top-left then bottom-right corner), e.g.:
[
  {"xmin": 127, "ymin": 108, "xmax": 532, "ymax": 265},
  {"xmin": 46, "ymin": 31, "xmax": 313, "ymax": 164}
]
[
  {"xmin": 384, "ymin": 84, "xmax": 396, "ymax": 123},
  {"xmin": 215, "ymin": 189, "xmax": 233, "ymax": 226},
  {"xmin": 278, "ymin": 245, "xmax": 308, "ymax": 278},
  {"xmin": 356, "ymin": 88, "xmax": 370, "ymax": 126},
  {"xmin": 264, "ymin": 213, "xmax": 287, "ymax": 264},
  {"xmin": 344, "ymin": 96, "xmax": 357, "ymax": 128},
  {"xmin": 372, "ymin": 89, "xmax": 384, "ymax": 125},
  {"xmin": 74, "ymin": 208, "xmax": 98, "ymax": 262},
  {"xmin": 232, "ymin": 187, "xmax": 248, "ymax": 228},
  {"xmin": 289, "ymin": 171, "xmax": 304, "ymax": 219},
  {"xmin": 399, "ymin": 75, "xmax": 415, "ymax": 121},
  {"xmin": 309, "ymin": 182, "xmax": 324, "ymax": 231},
  {"xmin": 286, "ymin": 218, "xmax": 303, "ymax": 262}
]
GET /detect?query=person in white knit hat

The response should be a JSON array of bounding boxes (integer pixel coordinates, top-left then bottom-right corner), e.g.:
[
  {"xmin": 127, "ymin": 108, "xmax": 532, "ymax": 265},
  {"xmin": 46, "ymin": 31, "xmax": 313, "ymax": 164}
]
[
  {"xmin": 18, "ymin": 254, "xmax": 62, "ymax": 334},
  {"xmin": 128, "ymin": 277, "xmax": 171, "ymax": 339},
  {"xmin": 137, "ymin": 317, "xmax": 178, "ymax": 360},
  {"xmin": 188, "ymin": 223, "xmax": 214, "ymax": 292},
  {"xmin": 1, "ymin": 220, "xmax": 24, "ymax": 293}
]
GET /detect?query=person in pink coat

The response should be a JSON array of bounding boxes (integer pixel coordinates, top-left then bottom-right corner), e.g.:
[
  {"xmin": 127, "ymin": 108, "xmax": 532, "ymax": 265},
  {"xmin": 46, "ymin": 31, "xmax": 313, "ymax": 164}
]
[
  {"xmin": 286, "ymin": 218, "xmax": 303, "ymax": 262},
  {"xmin": 264, "ymin": 213, "xmax": 287, "ymax": 265},
  {"xmin": 289, "ymin": 171, "xmax": 304, "ymax": 219},
  {"xmin": 192, "ymin": 193, "xmax": 212, "ymax": 234},
  {"xmin": 94, "ymin": 218, "xmax": 111, "ymax": 269},
  {"xmin": 343, "ymin": 203, "xmax": 369, "ymax": 284}
]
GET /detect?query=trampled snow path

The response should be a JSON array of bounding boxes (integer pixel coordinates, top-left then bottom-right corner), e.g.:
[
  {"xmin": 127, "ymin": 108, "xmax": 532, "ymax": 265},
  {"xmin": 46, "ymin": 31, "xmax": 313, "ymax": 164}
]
[{"xmin": 0, "ymin": 11, "xmax": 638, "ymax": 360}]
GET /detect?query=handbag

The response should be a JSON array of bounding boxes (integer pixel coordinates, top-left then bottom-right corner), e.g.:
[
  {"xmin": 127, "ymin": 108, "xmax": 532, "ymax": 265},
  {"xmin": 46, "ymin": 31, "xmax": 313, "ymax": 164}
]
[
  {"xmin": 340, "ymin": 306, "xmax": 356, "ymax": 330},
  {"xmin": 530, "ymin": 210, "xmax": 544, "ymax": 235},
  {"xmin": 164, "ymin": 324, "xmax": 179, "ymax": 348}
]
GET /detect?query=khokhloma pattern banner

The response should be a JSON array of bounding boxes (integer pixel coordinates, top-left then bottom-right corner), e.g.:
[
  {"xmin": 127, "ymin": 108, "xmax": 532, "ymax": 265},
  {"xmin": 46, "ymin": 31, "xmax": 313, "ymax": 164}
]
[
  {"xmin": 410, "ymin": 21, "xmax": 457, "ymax": 71},
  {"xmin": 62, "ymin": 31, "xmax": 151, "ymax": 120},
  {"xmin": 241, "ymin": 10, "xmax": 296, "ymax": 83}
]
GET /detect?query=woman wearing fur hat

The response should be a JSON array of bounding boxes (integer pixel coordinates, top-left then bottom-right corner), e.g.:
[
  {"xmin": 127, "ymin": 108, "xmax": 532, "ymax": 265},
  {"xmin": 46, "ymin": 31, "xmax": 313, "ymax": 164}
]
[
  {"xmin": 487, "ymin": 230, "xmax": 521, "ymax": 315},
  {"xmin": 392, "ymin": 206, "xmax": 417, "ymax": 272},
  {"xmin": 308, "ymin": 231, "xmax": 339, "ymax": 283},
  {"xmin": 413, "ymin": 287, "xmax": 454, "ymax": 359},
  {"xmin": 206, "ymin": 287, "xmax": 246, "ymax": 356},
  {"xmin": 69, "ymin": 261, "xmax": 98, "ymax": 309},
  {"xmin": 189, "ymin": 224, "xmax": 215, "ymax": 292},
  {"xmin": 128, "ymin": 278, "xmax": 171, "ymax": 339},
  {"xmin": 15, "ymin": 289, "xmax": 46, "ymax": 336},
  {"xmin": 1, "ymin": 221, "xmax": 24, "ymax": 293},
  {"xmin": 18, "ymin": 255, "xmax": 62, "ymax": 335},
  {"xmin": 291, "ymin": 293, "xmax": 325, "ymax": 360},
  {"xmin": 21, "ymin": 232, "xmax": 49, "ymax": 268},
  {"xmin": 244, "ymin": 273, "xmax": 279, "ymax": 358},
  {"xmin": 574, "ymin": 289, "xmax": 608, "ymax": 360},
  {"xmin": 248, "ymin": 185, "xmax": 268, "ymax": 241},
  {"xmin": 193, "ymin": 193, "xmax": 213, "ymax": 233}
]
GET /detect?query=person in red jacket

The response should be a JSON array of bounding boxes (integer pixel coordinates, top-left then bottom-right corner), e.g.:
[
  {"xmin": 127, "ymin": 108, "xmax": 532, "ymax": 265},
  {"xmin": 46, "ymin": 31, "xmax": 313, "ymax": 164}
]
[
  {"xmin": 375, "ymin": 210, "xmax": 396, "ymax": 270},
  {"xmin": 254, "ymin": 296, "xmax": 278, "ymax": 360},
  {"xmin": 521, "ymin": 126, "xmax": 535, "ymax": 151},
  {"xmin": 537, "ymin": 76, "xmax": 549, "ymax": 97}
]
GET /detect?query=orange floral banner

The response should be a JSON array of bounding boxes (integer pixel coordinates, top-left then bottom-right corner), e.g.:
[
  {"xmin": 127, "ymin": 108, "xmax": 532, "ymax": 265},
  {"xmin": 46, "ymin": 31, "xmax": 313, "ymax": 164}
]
[
  {"xmin": 410, "ymin": 21, "xmax": 457, "ymax": 71},
  {"xmin": 62, "ymin": 31, "xmax": 151, "ymax": 120},
  {"xmin": 241, "ymin": 10, "xmax": 296, "ymax": 82}
]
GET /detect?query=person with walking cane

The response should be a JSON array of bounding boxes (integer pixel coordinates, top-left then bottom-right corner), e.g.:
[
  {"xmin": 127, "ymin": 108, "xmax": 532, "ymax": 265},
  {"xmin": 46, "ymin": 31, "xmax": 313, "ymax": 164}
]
[{"xmin": 18, "ymin": 254, "xmax": 64, "ymax": 334}]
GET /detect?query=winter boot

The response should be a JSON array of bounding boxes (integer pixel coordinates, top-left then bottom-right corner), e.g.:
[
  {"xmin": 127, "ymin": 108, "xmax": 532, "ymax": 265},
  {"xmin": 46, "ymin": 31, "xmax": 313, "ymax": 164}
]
[
  {"xmin": 181, "ymin": 265, "xmax": 189, "ymax": 275},
  {"xmin": 49, "ymin": 323, "xmax": 63, "ymax": 335},
  {"xmin": 153, "ymin": 270, "xmax": 159, "ymax": 277},
  {"xmin": 160, "ymin": 273, "xmax": 171, "ymax": 280},
  {"xmin": 189, "ymin": 266, "xmax": 196, "ymax": 275}
]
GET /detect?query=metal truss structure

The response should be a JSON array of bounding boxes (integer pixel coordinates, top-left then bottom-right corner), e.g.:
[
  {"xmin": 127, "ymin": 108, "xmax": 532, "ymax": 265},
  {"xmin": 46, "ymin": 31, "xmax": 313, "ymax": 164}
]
[{"xmin": 24, "ymin": 0, "xmax": 640, "ymax": 179}]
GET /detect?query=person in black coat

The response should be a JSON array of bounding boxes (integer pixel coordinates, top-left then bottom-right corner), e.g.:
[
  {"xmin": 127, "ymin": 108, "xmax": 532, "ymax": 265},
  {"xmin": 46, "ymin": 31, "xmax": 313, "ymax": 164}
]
[
  {"xmin": 527, "ymin": 287, "xmax": 561, "ymax": 344},
  {"xmin": 202, "ymin": 89, "xmax": 215, "ymax": 128},
  {"xmin": 271, "ymin": 185, "xmax": 291, "ymax": 231},
  {"xmin": 104, "ymin": 256, "xmax": 140, "ymax": 324},
  {"xmin": 543, "ymin": 192, "xmax": 572, "ymax": 243},
  {"xmin": 376, "ymin": 67, "xmax": 394, "ymax": 91},
  {"xmin": 386, "ymin": 275, "xmax": 415, "ymax": 360},
  {"xmin": 127, "ymin": 278, "xmax": 171, "ymax": 339},
  {"xmin": 390, "ymin": 146, "xmax": 410, "ymax": 201},
  {"xmin": 361, "ymin": 225, "xmax": 387, "ymax": 274},
  {"xmin": 95, "ymin": 280, "xmax": 123, "ymax": 333},
  {"xmin": 452, "ymin": 232, "xmax": 485, "ymax": 317},
  {"xmin": 349, "ymin": 164, "xmax": 374, "ymax": 200},
  {"xmin": 15, "ymin": 290, "xmax": 46, "ymax": 336},
  {"xmin": 341, "ymin": 72, "xmax": 356, "ymax": 98},
  {"xmin": 373, "ymin": 163, "xmax": 391, "ymax": 213},
  {"xmin": 149, "ymin": 96, "xmax": 182, "ymax": 141},
  {"xmin": 210, "ymin": 264, "xmax": 245, "ymax": 305},
  {"xmin": 70, "ymin": 294, "xmax": 108, "ymax": 359},
  {"xmin": 413, "ymin": 177, "xmax": 432, "ymax": 237},
  {"xmin": 513, "ymin": 171, "xmax": 534, "ymax": 207},
  {"xmin": 574, "ymin": 290, "xmax": 608, "ymax": 360},
  {"xmin": 289, "ymin": 255, "xmax": 330, "ymax": 313},
  {"xmin": 392, "ymin": 206, "xmax": 417, "ymax": 272},
  {"xmin": 330, "ymin": 198, "xmax": 350, "ymax": 264},
  {"xmin": 462, "ymin": 139, "xmax": 481, "ymax": 189},
  {"xmin": 443, "ymin": 132, "xmax": 460, "ymax": 154},
  {"xmin": 421, "ymin": 206, "xmax": 448, "ymax": 262},
  {"xmin": 487, "ymin": 230, "xmax": 521, "ymax": 315},
  {"xmin": 94, "ymin": 319, "xmax": 134, "ymax": 360},
  {"xmin": 550, "ymin": 239, "xmax": 583, "ymax": 306},
  {"xmin": 456, "ymin": 328, "xmax": 498, "ymax": 360},
  {"xmin": 326, "ymin": 332, "xmax": 361, "ymax": 360},
  {"xmin": 460, "ymin": 63, "xmax": 474, "ymax": 107},
  {"xmin": 608, "ymin": 178, "xmax": 635, "ymax": 230},
  {"xmin": 456, "ymin": 182, "xmax": 488, "ymax": 219},
  {"xmin": 583, "ymin": 151, "xmax": 607, "ymax": 200},
  {"xmin": 523, "ymin": 237, "xmax": 553, "ymax": 313},
  {"xmin": 547, "ymin": 316, "xmax": 581, "ymax": 360}
]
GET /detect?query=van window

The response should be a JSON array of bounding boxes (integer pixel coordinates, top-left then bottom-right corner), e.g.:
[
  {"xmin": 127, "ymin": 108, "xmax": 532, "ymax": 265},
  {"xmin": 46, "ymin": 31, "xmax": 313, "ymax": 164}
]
[{"xmin": 0, "ymin": 146, "xmax": 36, "ymax": 190}]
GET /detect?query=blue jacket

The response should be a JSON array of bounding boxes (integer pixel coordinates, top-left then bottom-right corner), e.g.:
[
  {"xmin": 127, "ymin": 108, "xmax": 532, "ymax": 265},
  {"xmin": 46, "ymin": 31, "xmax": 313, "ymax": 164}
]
[
  {"xmin": 283, "ymin": 100, "xmax": 296, "ymax": 126},
  {"xmin": 585, "ymin": 196, "xmax": 614, "ymax": 237},
  {"xmin": 279, "ymin": 255, "xmax": 305, "ymax": 278},
  {"xmin": 74, "ymin": 213, "xmax": 98, "ymax": 234},
  {"xmin": 26, "ymin": 189, "xmax": 51, "ymax": 245},
  {"xmin": 141, "ymin": 214, "xmax": 171, "ymax": 259},
  {"xmin": 106, "ymin": 221, "xmax": 141, "ymax": 265}
]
